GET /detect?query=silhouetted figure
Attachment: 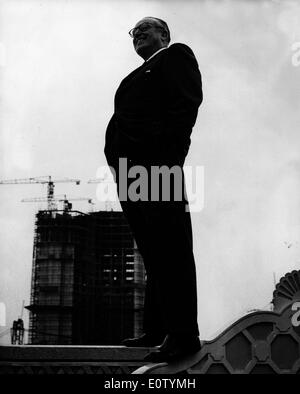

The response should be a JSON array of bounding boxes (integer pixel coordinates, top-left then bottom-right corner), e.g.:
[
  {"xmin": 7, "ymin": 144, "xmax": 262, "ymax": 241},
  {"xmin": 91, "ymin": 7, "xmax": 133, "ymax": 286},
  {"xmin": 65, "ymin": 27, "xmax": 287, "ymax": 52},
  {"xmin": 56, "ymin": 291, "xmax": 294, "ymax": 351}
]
[{"xmin": 104, "ymin": 17, "xmax": 203, "ymax": 362}]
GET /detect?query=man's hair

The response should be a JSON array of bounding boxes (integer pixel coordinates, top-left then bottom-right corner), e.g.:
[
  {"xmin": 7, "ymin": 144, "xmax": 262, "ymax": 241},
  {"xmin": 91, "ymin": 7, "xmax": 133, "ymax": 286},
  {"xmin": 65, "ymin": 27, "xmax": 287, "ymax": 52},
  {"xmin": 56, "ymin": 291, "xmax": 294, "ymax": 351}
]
[{"xmin": 147, "ymin": 17, "xmax": 171, "ymax": 44}]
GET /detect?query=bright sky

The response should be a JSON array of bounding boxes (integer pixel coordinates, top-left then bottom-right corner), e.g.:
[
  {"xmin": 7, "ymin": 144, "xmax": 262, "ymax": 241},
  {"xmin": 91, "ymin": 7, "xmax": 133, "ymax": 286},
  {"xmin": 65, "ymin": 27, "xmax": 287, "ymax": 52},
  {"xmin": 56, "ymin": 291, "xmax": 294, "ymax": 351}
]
[{"xmin": 1, "ymin": 0, "xmax": 300, "ymax": 344}]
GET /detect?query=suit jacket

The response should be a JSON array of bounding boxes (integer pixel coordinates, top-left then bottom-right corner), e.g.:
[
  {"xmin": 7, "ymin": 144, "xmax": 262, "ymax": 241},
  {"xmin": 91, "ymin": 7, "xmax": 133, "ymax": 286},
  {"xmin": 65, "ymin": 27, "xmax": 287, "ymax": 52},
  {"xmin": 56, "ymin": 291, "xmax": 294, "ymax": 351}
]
[{"xmin": 104, "ymin": 43, "xmax": 203, "ymax": 167}]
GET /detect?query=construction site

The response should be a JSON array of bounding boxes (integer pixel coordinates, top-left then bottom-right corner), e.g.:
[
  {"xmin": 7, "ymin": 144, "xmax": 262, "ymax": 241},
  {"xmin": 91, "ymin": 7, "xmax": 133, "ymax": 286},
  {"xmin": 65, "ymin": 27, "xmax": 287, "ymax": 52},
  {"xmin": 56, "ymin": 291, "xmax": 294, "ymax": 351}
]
[
  {"xmin": 0, "ymin": 176, "xmax": 146, "ymax": 345},
  {"xmin": 1, "ymin": 176, "xmax": 300, "ymax": 374}
]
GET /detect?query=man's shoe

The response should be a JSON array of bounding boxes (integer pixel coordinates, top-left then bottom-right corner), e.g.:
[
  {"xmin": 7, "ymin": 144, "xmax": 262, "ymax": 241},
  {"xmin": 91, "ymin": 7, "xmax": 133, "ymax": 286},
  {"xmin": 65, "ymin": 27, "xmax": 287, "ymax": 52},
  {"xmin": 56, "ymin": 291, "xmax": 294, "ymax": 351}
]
[
  {"xmin": 144, "ymin": 334, "xmax": 201, "ymax": 362},
  {"xmin": 121, "ymin": 333, "xmax": 165, "ymax": 347}
]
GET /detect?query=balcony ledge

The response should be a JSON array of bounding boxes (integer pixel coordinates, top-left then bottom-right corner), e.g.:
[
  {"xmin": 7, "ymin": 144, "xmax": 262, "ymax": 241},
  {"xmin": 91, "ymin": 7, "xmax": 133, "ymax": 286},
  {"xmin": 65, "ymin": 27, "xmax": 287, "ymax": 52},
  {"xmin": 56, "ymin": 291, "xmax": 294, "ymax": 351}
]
[{"xmin": 1, "ymin": 303, "xmax": 300, "ymax": 374}]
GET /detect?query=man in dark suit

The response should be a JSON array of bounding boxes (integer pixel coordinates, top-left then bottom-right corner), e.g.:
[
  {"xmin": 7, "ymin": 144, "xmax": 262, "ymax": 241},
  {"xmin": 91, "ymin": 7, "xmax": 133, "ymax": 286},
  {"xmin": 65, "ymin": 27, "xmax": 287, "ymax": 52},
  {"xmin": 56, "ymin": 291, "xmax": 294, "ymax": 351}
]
[{"xmin": 104, "ymin": 17, "xmax": 203, "ymax": 362}]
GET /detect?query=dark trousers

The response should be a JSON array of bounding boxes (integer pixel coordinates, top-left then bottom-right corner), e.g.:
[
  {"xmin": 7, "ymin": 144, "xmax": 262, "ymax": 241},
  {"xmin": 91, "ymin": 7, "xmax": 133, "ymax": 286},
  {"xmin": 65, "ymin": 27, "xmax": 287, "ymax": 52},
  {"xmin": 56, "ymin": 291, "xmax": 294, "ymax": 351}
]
[{"xmin": 115, "ymin": 160, "xmax": 199, "ymax": 337}]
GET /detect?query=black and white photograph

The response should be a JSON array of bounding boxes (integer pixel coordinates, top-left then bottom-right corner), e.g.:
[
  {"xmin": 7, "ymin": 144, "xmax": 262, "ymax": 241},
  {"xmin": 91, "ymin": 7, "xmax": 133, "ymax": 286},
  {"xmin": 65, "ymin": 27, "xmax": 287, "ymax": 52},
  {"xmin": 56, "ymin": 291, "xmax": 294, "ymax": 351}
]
[{"xmin": 0, "ymin": 0, "xmax": 300, "ymax": 379}]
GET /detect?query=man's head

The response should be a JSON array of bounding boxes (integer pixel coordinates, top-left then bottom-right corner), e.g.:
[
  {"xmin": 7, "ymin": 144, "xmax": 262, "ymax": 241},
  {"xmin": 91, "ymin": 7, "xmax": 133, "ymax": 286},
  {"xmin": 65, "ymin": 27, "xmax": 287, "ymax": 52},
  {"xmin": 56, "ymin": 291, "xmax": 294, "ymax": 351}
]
[{"xmin": 129, "ymin": 17, "xmax": 170, "ymax": 60}]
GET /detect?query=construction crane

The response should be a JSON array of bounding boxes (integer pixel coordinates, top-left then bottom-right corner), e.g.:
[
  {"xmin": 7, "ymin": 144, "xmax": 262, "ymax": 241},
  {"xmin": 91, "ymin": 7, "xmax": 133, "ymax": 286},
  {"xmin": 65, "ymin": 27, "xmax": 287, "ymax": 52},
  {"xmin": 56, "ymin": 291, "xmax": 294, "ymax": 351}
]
[
  {"xmin": 0, "ymin": 176, "xmax": 80, "ymax": 210},
  {"xmin": 22, "ymin": 194, "xmax": 94, "ymax": 212}
]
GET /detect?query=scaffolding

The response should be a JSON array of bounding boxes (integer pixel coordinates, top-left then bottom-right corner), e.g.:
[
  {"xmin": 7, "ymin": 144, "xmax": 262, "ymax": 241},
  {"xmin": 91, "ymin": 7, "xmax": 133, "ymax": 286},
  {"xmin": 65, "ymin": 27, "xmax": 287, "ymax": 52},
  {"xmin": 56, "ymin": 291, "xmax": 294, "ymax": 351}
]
[
  {"xmin": 26, "ymin": 210, "xmax": 93, "ymax": 344},
  {"xmin": 10, "ymin": 319, "xmax": 24, "ymax": 345},
  {"xmin": 26, "ymin": 209, "xmax": 145, "ymax": 345},
  {"xmin": 93, "ymin": 211, "xmax": 146, "ymax": 345}
]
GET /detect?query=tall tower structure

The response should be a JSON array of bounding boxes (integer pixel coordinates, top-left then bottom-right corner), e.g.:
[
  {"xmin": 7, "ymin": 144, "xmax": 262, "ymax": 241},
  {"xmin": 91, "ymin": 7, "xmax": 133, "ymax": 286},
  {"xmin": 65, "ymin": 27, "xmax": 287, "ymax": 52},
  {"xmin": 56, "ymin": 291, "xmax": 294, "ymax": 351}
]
[
  {"xmin": 26, "ymin": 210, "xmax": 96, "ymax": 344},
  {"xmin": 92, "ymin": 211, "xmax": 146, "ymax": 344},
  {"xmin": 25, "ymin": 209, "xmax": 145, "ymax": 345}
]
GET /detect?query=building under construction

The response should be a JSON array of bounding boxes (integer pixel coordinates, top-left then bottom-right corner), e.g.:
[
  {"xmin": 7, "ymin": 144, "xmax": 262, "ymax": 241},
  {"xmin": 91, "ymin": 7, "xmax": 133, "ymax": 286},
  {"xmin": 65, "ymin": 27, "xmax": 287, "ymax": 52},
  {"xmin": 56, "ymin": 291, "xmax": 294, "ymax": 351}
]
[{"xmin": 25, "ymin": 209, "xmax": 146, "ymax": 345}]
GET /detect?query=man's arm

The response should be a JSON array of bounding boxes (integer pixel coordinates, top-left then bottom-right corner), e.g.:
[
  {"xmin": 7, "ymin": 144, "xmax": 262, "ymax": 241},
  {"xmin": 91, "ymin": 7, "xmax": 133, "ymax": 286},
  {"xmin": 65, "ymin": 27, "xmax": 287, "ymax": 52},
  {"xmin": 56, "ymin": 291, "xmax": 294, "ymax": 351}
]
[{"xmin": 161, "ymin": 43, "xmax": 203, "ymax": 145}]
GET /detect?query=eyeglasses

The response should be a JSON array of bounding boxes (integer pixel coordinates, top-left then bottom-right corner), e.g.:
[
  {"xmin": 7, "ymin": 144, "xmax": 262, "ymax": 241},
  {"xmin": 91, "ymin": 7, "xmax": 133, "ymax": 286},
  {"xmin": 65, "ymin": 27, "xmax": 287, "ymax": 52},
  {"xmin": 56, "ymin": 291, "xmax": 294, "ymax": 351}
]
[{"xmin": 128, "ymin": 22, "xmax": 163, "ymax": 38}]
